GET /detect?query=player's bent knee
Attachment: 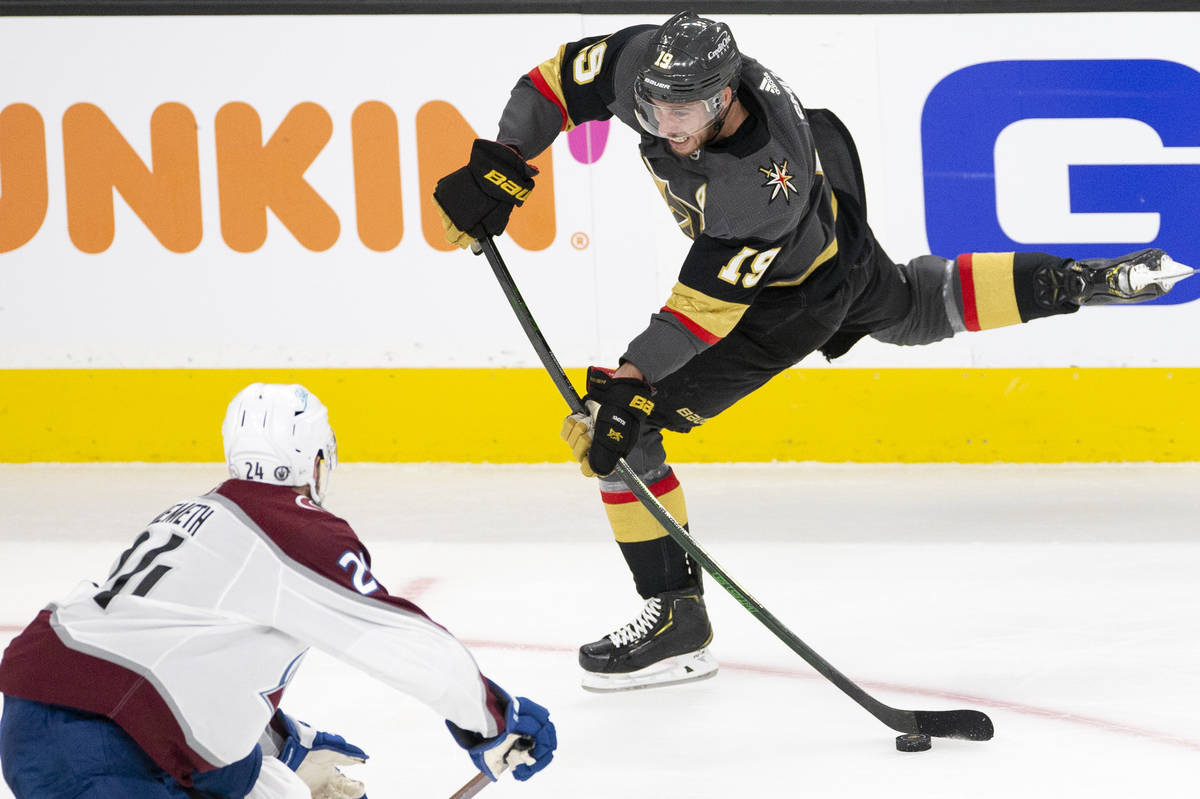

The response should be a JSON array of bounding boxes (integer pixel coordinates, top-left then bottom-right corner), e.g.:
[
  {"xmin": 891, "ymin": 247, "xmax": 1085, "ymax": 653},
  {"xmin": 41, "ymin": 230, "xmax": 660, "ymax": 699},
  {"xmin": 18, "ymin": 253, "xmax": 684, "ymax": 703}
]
[{"xmin": 870, "ymin": 255, "xmax": 960, "ymax": 347}]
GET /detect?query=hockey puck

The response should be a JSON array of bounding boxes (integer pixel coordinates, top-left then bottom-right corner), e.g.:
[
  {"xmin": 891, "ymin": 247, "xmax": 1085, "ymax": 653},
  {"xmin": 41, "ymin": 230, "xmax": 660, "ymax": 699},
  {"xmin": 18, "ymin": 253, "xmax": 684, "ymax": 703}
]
[{"xmin": 895, "ymin": 733, "xmax": 932, "ymax": 752}]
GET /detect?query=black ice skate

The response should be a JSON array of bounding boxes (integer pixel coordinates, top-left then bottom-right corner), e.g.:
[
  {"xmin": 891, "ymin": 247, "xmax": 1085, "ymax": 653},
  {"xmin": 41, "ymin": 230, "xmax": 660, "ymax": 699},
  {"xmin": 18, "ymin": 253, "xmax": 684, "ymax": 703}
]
[
  {"xmin": 579, "ymin": 586, "xmax": 718, "ymax": 692},
  {"xmin": 1035, "ymin": 248, "xmax": 1196, "ymax": 309}
]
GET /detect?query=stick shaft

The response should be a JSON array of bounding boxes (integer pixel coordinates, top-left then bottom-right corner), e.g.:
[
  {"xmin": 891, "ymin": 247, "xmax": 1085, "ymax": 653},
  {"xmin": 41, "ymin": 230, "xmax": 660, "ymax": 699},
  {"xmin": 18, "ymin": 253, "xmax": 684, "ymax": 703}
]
[{"xmin": 448, "ymin": 772, "xmax": 491, "ymax": 799}]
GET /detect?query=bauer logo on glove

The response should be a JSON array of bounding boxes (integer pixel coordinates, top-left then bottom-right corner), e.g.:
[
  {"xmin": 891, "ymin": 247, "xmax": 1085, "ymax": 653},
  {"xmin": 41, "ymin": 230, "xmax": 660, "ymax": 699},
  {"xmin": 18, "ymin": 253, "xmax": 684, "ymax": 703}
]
[
  {"xmin": 432, "ymin": 139, "xmax": 537, "ymax": 249},
  {"xmin": 628, "ymin": 394, "xmax": 655, "ymax": 414},
  {"xmin": 482, "ymin": 169, "xmax": 531, "ymax": 201}
]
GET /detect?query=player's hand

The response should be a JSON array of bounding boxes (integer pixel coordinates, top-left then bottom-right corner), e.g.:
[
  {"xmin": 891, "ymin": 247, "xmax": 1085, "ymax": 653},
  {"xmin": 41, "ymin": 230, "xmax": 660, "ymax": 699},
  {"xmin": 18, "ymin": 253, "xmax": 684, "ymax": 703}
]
[
  {"xmin": 273, "ymin": 711, "xmax": 368, "ymax": 799},
  {"xmin": 583, "ymin": 366, "xmax": 655, "ymax": 477},
  {"xmin": 561, "ymin": 410, "xmax": 598, "ymax": 478},
  {"xmin": 432, "ymin": 139, "xmax": 537, "ymax": 249},
  {"xmin": 446, "ymin": 681, "xmax": 556, "ymax": 782}
]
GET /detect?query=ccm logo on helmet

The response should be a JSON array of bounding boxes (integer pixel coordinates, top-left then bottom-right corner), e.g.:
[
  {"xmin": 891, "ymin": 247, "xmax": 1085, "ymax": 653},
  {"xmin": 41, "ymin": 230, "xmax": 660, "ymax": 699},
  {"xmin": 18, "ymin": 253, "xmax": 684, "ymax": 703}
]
[{"xmin": 483, "ymin": 169, "xmax": 530, "ymax": 201}]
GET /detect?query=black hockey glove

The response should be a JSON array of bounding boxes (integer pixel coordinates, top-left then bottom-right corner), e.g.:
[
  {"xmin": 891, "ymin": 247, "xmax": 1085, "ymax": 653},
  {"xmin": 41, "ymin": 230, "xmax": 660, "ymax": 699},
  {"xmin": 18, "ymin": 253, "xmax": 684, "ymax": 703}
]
[
  {"xmin": 583, "ymin": 366, "xmax": 655, "ymax": 477},
  {"xmin": 432, "ymin": 139, "xmax": 537, "ymax": 249}
]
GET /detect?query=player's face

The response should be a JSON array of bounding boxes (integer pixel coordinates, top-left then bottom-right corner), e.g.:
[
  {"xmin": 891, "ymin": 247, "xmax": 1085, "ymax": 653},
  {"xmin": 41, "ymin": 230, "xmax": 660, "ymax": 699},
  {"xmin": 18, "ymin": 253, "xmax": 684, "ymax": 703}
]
[
  {"xmin": 652, "ymin": 101, "xmax": 716, "ymax": 155},
  {"xmin": 634, "ymin": 85, "xmax": 734, "ymax": 156}
]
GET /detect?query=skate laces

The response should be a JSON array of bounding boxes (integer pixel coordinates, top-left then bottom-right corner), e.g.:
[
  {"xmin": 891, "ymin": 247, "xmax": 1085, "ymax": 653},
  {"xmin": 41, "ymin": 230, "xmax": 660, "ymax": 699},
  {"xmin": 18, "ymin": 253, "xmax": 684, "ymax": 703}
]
[{"xmin": 607, "ymin": 597, "xmax": 662, "ymax": 646}]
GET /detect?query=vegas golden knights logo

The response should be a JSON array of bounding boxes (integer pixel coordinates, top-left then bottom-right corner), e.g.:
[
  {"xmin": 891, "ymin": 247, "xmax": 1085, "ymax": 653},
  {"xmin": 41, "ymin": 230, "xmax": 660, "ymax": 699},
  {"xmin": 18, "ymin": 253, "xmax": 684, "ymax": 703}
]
[{"xmin": 641, "ymin": 157, "xmax": 706, "ymax": 239}]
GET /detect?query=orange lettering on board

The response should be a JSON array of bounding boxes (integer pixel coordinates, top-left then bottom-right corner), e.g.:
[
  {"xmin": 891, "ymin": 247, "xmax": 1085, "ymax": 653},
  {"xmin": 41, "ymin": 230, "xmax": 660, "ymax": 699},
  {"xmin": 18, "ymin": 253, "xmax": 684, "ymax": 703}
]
[
  {"xmin": 215, "ymin": 102, "xmax": 339, "ymax": 253},
  {"xmin": 415, "ymin": 100, "xmax": 554, "ymax": 252},
  {"xmin": 62, "ymin": 103, "xmax": 201, "ymax": 254},
  {"xmin": 0, "ymin": 104, "xmax": 48, "ymax": 253},
  {"xmin": 352, "ymin": 101, "xmax": 403, "ymax": 252}
]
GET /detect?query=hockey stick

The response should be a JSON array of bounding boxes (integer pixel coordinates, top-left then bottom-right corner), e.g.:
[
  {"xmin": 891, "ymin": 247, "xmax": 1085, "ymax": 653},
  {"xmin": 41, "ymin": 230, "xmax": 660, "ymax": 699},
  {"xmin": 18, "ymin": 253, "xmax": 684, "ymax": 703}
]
[
  {"xmin": 448, "ymin": 772, "xmax": 491, "ymax": 799},
  {"xmin": 475, "ymin": 235, "xmax": 993, "ymax": 742},
  {"xmin": 446, "ymin": 737, "xmax": 535, "ymax": 798}
]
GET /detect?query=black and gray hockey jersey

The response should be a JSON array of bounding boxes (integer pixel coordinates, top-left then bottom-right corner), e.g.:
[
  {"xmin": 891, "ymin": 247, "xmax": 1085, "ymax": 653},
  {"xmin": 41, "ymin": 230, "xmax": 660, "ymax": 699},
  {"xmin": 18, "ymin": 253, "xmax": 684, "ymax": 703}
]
[{"xmin": 497, "ymin": 25, "xmax": 843, "ymax": 383}]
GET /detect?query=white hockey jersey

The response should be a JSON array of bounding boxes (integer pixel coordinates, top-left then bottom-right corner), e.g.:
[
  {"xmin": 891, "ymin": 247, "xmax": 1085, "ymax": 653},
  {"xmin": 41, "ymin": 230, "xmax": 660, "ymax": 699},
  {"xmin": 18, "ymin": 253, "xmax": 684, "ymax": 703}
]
[{"xmin": 0, "ymin": 479, "xmax": 506, "ymax": 783}]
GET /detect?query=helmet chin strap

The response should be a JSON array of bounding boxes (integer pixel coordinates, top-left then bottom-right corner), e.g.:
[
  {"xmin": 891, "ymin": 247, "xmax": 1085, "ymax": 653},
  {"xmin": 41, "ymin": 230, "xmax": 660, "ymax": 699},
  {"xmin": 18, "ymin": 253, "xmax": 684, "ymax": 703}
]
[
  {"xmin": 693, "ymin": 94, "xmax": 735, "ymax": 145},
  {"xmin": 709, "ymin": 101, "xmax": 733, "ymax": 138},
  {"xmin": 311, "ymin": 452, "xmax": 331, "ymax": 505}
]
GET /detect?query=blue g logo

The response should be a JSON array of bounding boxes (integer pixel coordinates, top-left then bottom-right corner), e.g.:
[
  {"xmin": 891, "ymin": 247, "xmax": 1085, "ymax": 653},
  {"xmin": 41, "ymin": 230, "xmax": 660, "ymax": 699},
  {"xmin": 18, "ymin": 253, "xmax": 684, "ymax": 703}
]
[{"xmin": 923, "ymin": 59, "xmax": 1200, "ymax": 304}]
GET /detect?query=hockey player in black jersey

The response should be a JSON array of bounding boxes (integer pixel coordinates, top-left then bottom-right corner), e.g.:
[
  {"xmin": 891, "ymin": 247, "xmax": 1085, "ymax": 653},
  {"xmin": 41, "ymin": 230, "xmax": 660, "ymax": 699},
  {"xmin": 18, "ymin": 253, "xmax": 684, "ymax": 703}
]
[{"xmin": 433, "ymin": 11, "xmax": 1195, "ymax": 692}]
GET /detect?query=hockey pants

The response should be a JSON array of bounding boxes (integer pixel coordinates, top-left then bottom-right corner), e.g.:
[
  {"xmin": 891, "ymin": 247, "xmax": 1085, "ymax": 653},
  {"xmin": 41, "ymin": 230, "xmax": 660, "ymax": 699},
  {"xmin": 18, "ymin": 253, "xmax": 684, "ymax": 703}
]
[
  {"xmin": 601, "ymin": 240, "xmax": 1078, "ymax": 598},
  {"xmin": 0, "ymin": 695, "xmax": 264, "ymax": 799}
]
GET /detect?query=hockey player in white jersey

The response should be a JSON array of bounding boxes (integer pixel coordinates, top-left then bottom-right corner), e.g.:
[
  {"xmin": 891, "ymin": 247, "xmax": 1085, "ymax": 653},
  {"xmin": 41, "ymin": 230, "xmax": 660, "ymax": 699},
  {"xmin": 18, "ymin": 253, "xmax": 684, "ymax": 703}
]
[{"xmin": 0, "ymin": 383, "xmax": 556, "ymax": 799}]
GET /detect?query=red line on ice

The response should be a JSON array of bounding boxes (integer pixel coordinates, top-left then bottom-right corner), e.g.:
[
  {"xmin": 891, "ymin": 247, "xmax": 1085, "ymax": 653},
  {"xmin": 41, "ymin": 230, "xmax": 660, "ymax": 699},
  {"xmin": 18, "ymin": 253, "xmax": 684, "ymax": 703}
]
[
  {"xmin": 3, "ymin": 622, "xmax": 1193, "ymax": 752},
  {"xmin": 459, "ymin": 638, "xmax": 1200, "ymax": 753},
  {"xmin": 398, "ymin": 576, "xmax": 438, "ymax": 602}
]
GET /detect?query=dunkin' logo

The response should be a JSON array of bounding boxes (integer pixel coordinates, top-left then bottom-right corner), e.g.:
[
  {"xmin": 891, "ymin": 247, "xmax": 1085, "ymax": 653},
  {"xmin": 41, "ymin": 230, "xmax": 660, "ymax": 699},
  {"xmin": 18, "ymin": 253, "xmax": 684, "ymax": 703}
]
[{"xmin": 0, "ymin": 101, "xmax": 612, "ymax": 255}]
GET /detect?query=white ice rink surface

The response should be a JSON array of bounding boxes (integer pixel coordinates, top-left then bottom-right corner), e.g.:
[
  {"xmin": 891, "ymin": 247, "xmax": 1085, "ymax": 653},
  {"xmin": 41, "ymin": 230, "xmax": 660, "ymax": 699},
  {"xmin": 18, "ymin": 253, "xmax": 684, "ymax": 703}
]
[{"xmin": 2, "ymin": 462, "xmax": 1199, "ymax": 798}]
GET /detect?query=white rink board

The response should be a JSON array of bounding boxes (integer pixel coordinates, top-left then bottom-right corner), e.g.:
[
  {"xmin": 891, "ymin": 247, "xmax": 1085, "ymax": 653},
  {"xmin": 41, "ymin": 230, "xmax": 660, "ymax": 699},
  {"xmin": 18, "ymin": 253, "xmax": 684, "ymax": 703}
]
[{"xmin": 2, "ymin": 12, "xmax": 1199, "ymax": 369}]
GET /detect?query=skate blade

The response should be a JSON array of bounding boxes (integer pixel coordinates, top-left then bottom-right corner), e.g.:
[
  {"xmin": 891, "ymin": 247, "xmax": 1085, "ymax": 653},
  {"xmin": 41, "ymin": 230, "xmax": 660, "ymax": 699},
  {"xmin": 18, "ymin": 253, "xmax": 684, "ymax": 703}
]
[
  {"xmin": 580, "ymin": 648, "xmax": 719, "ymax": 693},
  {"xmin": 1135, "ymin": 255, "xmax": 1196, "ymax": 292}
]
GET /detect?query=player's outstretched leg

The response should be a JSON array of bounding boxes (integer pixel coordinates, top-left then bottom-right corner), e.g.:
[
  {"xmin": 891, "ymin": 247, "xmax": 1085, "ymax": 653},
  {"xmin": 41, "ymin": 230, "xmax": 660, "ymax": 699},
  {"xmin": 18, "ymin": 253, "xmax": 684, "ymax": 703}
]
[
  {"xmin": 579, "ymin": 584, "xmax": 717, "ymax": 692},
  {"xmin": 871, "ymin": 249, "xmax": 1196, "ymax": 351},
  {"xmin": 1035, "ymin": 248, "xmax": 1195, "ymax": 308}
]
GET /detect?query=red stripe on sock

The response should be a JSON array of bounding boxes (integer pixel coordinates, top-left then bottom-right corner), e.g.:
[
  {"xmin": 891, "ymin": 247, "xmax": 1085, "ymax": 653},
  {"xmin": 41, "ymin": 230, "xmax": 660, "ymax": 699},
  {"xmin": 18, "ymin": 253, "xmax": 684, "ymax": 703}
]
[
  {"xmin": 601, "ymin": 470, "xmax": 681, "ymax": 505},
  {"xmin": 957, "ymin": 254, "xmax": 981, "ymax": 332}
]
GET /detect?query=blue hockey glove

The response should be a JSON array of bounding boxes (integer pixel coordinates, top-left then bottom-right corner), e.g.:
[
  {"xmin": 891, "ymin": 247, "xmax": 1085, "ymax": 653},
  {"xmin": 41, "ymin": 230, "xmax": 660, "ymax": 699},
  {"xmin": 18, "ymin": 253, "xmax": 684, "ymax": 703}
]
[
  {"xmin": 272, "ymin": 710, "xmax": 369, "ymax": 799},
  {"xmin": 584, "ymin": 366, "xmax": 655, "ymax": 477},
  {"xmin": 445, "ymin": 680, "xmax": 556, "ymax": 782}
]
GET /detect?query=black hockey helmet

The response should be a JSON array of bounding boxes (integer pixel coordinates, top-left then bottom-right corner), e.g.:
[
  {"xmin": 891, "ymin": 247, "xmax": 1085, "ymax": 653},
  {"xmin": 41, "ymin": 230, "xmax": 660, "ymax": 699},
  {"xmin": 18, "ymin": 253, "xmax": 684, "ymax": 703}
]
[{"xmin": 634, "ymin": 10, "xmax": 742, "ymax": 139}]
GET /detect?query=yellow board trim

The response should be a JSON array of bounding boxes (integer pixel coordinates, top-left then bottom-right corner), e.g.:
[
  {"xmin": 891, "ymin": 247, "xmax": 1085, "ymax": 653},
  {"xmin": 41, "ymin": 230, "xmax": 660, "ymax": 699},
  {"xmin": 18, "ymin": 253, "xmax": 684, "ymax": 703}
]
[{"xmin": 2, "ymin": 368, "xmax": 1199, "ymax": 463}]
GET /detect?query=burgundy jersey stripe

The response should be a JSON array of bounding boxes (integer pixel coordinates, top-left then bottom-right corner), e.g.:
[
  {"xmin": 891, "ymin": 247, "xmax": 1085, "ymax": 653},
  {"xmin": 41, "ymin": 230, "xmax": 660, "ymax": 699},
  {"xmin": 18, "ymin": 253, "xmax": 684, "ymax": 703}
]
[{"xmin": 0, "ymin": 610, "xmax": 216, "ymax": 783}]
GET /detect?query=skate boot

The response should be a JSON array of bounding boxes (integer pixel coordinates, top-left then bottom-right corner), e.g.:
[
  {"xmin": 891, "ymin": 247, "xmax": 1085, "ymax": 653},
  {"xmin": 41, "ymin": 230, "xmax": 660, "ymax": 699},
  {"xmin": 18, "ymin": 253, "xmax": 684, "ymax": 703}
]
[
  {"xmin": 1034, "ymin": 248, "xmax": 1196, "ymax": 309},
  {"xmin": 579, "ymin": 586, "xmax": 717, "ymax": 692}
]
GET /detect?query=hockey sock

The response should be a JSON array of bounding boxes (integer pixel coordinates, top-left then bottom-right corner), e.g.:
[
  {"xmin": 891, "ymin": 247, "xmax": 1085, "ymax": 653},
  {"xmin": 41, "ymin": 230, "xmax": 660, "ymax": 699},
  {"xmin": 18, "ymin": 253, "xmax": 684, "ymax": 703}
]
[
  {"xmin": 955, "ymin": 252, "xmax": 1079, "ymax": 330},
  {"xmin": 617, "ymin": 536, "xmax": 698, "ymax": 599},
  {"xmin": 601, "ymin": 468, "xmax": 694, "ymax": 598}
]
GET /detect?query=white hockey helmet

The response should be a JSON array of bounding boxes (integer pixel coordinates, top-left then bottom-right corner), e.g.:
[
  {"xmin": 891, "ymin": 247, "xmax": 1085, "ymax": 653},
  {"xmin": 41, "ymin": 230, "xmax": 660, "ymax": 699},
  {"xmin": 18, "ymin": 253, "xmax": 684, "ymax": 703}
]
[{"xmin": 221, "ymin": 383, "xmax": 338, "ymax": 505}]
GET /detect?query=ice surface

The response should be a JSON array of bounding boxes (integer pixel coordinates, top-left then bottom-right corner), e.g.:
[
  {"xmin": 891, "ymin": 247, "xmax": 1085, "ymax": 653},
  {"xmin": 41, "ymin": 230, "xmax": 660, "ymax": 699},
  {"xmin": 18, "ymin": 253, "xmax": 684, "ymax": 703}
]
[{"xmin": 2, "ymin": 462, "xmax": 1199, "ymax": 798}]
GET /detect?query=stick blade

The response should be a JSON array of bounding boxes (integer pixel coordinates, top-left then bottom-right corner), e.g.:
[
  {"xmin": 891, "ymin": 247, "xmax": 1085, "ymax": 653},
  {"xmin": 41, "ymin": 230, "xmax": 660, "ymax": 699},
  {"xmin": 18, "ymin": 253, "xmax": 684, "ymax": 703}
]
[{"xmin": 913, "ymin": 709, "xmax": 994, "ymax": 741}]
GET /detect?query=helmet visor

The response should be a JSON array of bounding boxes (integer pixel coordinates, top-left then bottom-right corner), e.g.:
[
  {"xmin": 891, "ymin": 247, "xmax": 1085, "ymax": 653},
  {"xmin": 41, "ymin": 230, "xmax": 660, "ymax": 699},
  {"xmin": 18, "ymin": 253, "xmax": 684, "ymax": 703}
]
[{"xmin": 634, "ymin": 86, "xmax": 728, "ymax": 140}]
